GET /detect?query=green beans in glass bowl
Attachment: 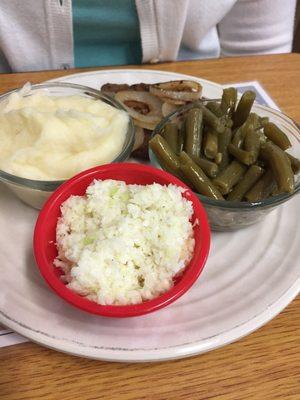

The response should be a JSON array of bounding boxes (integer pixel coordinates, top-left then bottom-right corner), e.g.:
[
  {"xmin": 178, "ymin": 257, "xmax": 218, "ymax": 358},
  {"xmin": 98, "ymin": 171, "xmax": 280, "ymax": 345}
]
[{"xmin": 148, "ymin": 93, "xmax": 300, "ymax": 231}]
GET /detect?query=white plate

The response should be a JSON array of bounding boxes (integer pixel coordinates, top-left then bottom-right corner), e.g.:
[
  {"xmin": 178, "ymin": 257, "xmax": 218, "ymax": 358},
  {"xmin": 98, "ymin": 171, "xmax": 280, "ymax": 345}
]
[{"xmin": 0, "ymin": 69, "xmax": 299, "ymax": 362}]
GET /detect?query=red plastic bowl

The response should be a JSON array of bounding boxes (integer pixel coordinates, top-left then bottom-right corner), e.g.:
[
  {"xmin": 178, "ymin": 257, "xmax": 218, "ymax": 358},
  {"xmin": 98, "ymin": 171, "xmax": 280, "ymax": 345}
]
[{"xmin": 34, "ymin": 163, "xmax": 210, "ymax": 318}]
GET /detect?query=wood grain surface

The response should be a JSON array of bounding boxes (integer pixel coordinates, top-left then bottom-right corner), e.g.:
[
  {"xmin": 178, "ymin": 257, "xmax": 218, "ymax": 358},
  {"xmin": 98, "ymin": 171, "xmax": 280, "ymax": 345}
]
[{"xmin": 0, "ymin": 54, "xmax": 299, "ymax": 400}]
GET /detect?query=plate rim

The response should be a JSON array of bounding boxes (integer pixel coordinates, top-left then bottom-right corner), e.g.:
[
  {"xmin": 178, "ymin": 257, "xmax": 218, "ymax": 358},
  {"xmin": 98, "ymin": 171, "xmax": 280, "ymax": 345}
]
[
  {"xmin": 1, "ymin": 68, "xmax": 299, "ymax": 362},
  {"xmin": 1, "ymin": 277, "xmax": 299, "ymax": 362}
]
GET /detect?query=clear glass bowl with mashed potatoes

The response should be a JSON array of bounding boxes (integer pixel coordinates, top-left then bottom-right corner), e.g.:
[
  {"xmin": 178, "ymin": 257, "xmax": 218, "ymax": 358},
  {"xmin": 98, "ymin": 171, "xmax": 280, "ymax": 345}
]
[{"xmin": 0, "ymin": 82, "xmax": 135, "ymax": 209}]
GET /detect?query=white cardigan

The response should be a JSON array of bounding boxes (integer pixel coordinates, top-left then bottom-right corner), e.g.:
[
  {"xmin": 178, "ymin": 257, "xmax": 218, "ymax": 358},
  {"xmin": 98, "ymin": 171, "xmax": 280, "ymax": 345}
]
[{"xmin": 0, "ymin": 0, "xmax": 296, "ymax": 73}]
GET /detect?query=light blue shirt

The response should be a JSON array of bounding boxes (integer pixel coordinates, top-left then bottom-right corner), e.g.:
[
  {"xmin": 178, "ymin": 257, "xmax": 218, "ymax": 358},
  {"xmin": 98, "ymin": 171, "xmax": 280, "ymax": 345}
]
[{"xmin": 72, "ymin": 0, "xmax": 142, "ymax": 68}]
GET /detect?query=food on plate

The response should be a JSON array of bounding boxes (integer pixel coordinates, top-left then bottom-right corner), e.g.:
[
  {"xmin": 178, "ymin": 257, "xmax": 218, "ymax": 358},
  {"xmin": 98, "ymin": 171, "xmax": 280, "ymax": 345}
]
[
  {"xmin": 0, "ymin": 84, "xmax": 129, "ymax": 180},
  {"xmin": 263, "ymin": 122, "xmax": 292, "ymax": 150},
  {"xmin": 161, "ymin": 123, "xmax": 179, "ymax": 154},
  {"xmin": 115, "ymin": 90, "xmax": 162, "ymax": 130},
  {"xmin": 54, "ymin": 179, "xmax": 195, "ymax": 306},
  {"xmin": 184, "ymin": 108, "xmax": 203, "ymax": 158},
  {"xmin": 213, "ymin": 160, "xmax": 247, "ymax": 196},
  {"xmin": 149, "ymin": 88, "xmax": 300, "ymax": 202},
  {"xmin": 244, "ymin": 169, "xmax": 277, "ymax": 202},
  {"xmin": 227, "ymin": 165, "xmax": 264, "ymax": 201},
  {"xmin": 259, "ymin": 141, "xmax": 294, "ymax": 194},
  {"xmin": 180, "ymin": 157, "xmax": 224, "ymax": 200},
  {"xmin": 232, "ymin": 91, "xmax": 256, "ymax": 128},
  {"xmin": 149, "ymin": 80, "xmax": 202, "ymax": 104},
  {"xmin": 149, "ymin": 134, "xmax": 181, "ymax": 174},
  {"xmin": 101, "ymin": 80, "xmax": 202, "ymax": 160}
]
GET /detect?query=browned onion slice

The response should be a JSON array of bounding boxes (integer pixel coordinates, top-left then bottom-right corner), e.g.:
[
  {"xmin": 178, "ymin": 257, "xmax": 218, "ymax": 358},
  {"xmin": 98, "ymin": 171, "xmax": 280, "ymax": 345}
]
[
  {"xmin": 160, "ymin": 97, "xmax": 186, "ymax": 105},
  {"xmin": 115, "ymin": 91, "xmax": 162, "ymax": 125},
  {"xmin": 133, "ymin": 118, "xmax": 157, "ymax": 131},
  {"xmin": 149, "ymin": 80, "xmax": 202, "ymax": 102},
  {"xmin": 161, "ymin": 102, "xmax": 180, "ymax": 117},
  {"xmin": 132, "ymin": 126, "xmax": 145, "ymax": 151}
]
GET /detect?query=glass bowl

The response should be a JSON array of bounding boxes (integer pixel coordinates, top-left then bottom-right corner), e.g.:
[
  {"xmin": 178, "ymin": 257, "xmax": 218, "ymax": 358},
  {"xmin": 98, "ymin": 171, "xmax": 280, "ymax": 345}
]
[
  {"xmin": 33, "ymin": 163, "xmax": 210, "ymax": 317},
  {"xmin": 149, "ymin": 101, "xmax": 300, "ymax": 231},
  {"xmin": 0, "ymin": 82, "xmax": 135, "ymax": 209}
]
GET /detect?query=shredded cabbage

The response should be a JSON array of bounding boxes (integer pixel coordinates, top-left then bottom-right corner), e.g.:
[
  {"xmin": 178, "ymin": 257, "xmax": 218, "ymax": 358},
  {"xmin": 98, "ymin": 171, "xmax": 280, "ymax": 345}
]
[{"xmin": 54, "ymin": 179, "xmax": 195, "ymax": 305}]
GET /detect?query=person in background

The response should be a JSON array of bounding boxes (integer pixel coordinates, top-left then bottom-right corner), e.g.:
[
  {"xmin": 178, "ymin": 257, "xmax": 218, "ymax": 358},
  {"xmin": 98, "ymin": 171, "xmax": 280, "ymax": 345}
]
[{"xmin": 0, "ymin": 0, "xmax": 297, "ymax": 73}]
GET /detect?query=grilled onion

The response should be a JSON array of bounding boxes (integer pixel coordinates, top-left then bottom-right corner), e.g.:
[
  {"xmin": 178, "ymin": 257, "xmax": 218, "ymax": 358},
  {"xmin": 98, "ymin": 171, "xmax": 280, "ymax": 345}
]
[
  {"xmin": 133, "ymin": 126, "xmax": 145, "ymax": 151},
  {"xmin": 115, "ymin": 91, "xmax": 162, "ymax": 126},
  {"xmin": 161, "ymin": 102, "xmax": 180, "ymax": 117},
  {"xmin": 133, "ymin": 118, "xmax": 157, "ymax": 131},
  {"xmin": 160, "ymin": 97, "xmax": 186, "ymax": 105},
  {"xmin": 149, "ymin": 80, "xmax": 202, "ymax": 102}
]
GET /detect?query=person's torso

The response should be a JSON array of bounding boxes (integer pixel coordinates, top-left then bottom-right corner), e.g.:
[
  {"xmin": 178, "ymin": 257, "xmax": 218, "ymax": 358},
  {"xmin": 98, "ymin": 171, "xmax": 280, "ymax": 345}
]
[{"xmin": 72, "ymin": 0, "xmax": 142, "ymax": 67}]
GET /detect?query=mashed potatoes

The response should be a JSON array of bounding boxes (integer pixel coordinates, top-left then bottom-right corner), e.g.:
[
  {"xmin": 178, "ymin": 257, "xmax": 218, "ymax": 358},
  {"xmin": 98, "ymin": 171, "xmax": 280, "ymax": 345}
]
[
  {"xmin": 0, "ymin": 85, "xmax": 129, "ymax": 180},
  {"xmin": 54, "ymin": 179, "xmax": 195, "ymax": 306}
]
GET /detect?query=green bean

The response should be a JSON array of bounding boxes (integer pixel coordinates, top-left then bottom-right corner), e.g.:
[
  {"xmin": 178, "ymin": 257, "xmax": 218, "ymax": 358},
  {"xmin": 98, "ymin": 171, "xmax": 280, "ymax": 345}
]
[
  {"xmin": 197, "ymin": 157, "xmax": 219, "ymax": 178},
  {"xmin": 206, "ymin": 101, "xmax": 223, "ymax": 117},
  {"xmin": 201, "ymin": 106, "xmax": 225, "ymax": 133},
  {"xmin": 161, "ymin": 123, "xmax": 179, "ymax": 153},
  {"xmin": 227, "ymin": 165, "xmax": 264, "ymax": 201},
  {"xmin": 180, "ymin": 160, "xmax": 224, "ymax": 200},
  {"xmin": 179, "ymin": 151, "xmax": 218, "ymax": 178},
  {"xmin": 244, "ymin": 129, "xmax": 262, "ymax": 154},
  {"xmin": 260, "ymin": 142, "xmax": 294, "ymax": 193},
  {"xmin": 263, "ymin": 122, "xmax": 292, "ymax": 150},
  {"xmin": 172, "ymin": 152, "xmax": 196, "ymax": 189},
  {"xmin": 231, "ymin": 115, "xmax": 257, "ymax": 148},
  {"xmin": 178, "ymin": 119, "xmax": 185, "ymax": 153},
  {"xmin": 214, "ymin": 153, "xmax": 222, "ymax": 165},
  {"xmin": 244, "ymin": 129, "xmax": 261, "ymax": 163},
  {"xmin": 228, "ymin": 143, "xmax": 255, "ymax": 166},
  {"xmin": 233, "ymin": 91, "xmax": 256, "ymax": 128},
  {"xmin": 231, "ymin": 126, "xmax": 247, "ymax": 148},
  {"xmin": 259, "ymin": 116, "xmax": 269, "ymax": 128},
  {"xmin": 183, "ymin": 108, "xmax": 203, "ymax": 158},
  {"xmin": 259, "ymin": 134, "xmax": 267, "ymax": 145},
  {"xmin": 247, "ymin": 113, "xmax": 261, "ymax": 130},
  {"xmin": 245, "ymin": 169, "xmax": 277, "ymax": 202},
  {"xmin": 179, "ymin": 151, "xmax": 192, "ymax": 165},
  {"xmin": 218, "ymin": 127, "xmax": 232, "ymax": 171},
  {"xmin": 203, "ymin": 129, "xmax": 218, "ymax": 159},
  {"xmin": 286, "ymin": 152, "xmax": 300, "ymax": 174},
  {"xmin": 218, "ymin": 88, "xmax": 237, "ymax": 127},
  {"xmin": 220, "ymin": 87, "xmax": 237, "ymax": 116},
  {"xmin": 225, "ymin": 118, "xmax": 233, "ymax": 128},
  {"xmin": 220, "ymin": 115, "xmax": 232, "ymax": 128},
  {"xmin": 149, "ymin": 134, "xmax": 180, "ymax": 174},
  {"xmin": 213, "ymin": 160, "xmax": 247, "ymax": 195}
]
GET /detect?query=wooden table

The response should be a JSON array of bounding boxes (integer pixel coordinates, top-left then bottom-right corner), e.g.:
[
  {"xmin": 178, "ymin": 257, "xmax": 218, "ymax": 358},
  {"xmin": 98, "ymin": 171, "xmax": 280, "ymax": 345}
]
[{"xmin": 0, "ymin": 54, "xmax": 299, "ymax": 400}]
